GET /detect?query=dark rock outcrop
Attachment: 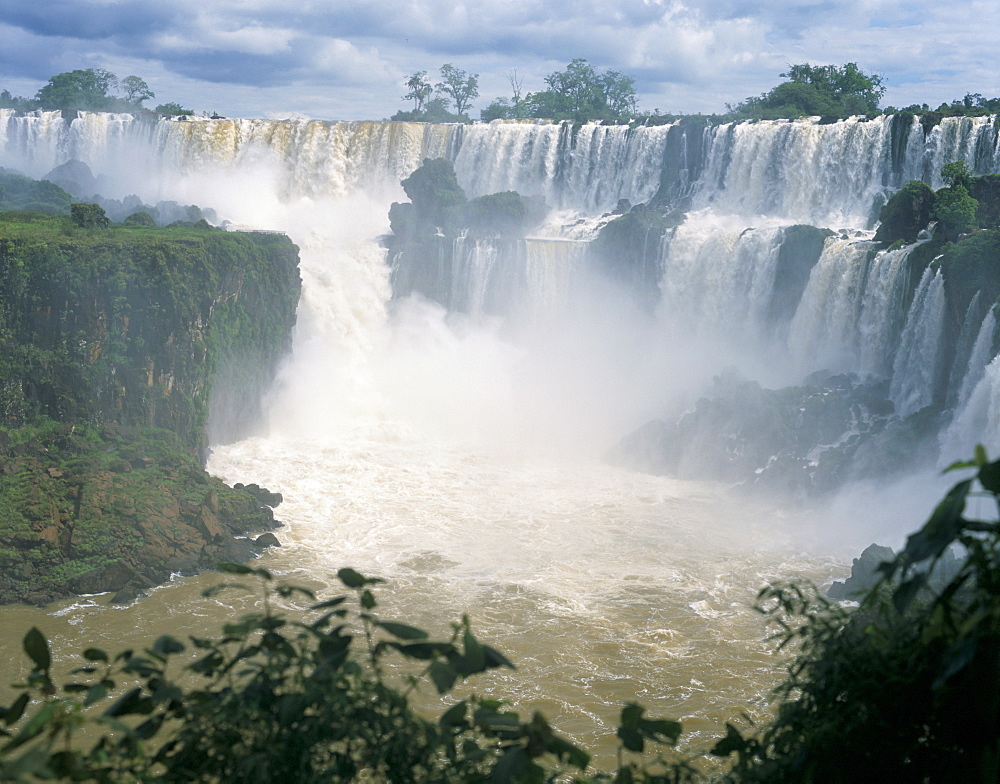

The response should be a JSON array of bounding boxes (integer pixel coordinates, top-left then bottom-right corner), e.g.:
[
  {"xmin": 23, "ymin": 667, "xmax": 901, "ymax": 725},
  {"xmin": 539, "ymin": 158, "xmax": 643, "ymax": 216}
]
[{"xmin": 828, "ymin": 543, "xmax": 895, "ymax": 600}]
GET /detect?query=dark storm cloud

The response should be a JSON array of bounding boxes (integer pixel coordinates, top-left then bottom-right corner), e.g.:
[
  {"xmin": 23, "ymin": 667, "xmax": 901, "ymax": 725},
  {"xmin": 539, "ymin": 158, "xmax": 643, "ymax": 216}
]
[{"xmin": 0, "ymin": 0, "xmax": 177, "ymax": 41}]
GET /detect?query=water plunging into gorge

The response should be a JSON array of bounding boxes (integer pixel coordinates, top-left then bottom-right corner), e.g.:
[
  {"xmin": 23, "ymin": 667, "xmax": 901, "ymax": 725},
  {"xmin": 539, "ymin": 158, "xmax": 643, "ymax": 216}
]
[{"xmin": 1, "ymin": 111, "xmax": 998, "ymax": 755}]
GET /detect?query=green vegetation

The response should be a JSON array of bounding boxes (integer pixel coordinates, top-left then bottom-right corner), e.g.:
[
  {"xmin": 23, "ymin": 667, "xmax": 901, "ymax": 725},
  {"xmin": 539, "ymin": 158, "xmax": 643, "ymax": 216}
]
[
  {"xmin": 726, "ymin": 63, "xmax": 885, "ymax": 121},
  {"xmin": 481, "ymin": 59, "xmax": 638, "ymax": 123},
  {"xmin": 874, "ymin": 162, "xmax": 999, "ymax": 317},
  {"xmin": 884, "ymin": 92, "xmax": 1000, "ymax": 120},
  {"xmin": 1, "ymin": 450, "xmax": 999, "ymax": 782},
  {"xmin": 393, "ymin": 65, "xmax": 480, "ymax": 122},
  {"xmin": 715, "ymin": 448, "xmax": 1000, "ymax": 783},
  {"xmin": 0, "ymin": 170, "xmax": 72, "ymax": 215},
  {"xmin": 0, "ymin": 208, "xmax": 300, "ymax": 603},
  {"xmin": 1, "ymin": 69, "xmax": 191, "ymax": 117}
]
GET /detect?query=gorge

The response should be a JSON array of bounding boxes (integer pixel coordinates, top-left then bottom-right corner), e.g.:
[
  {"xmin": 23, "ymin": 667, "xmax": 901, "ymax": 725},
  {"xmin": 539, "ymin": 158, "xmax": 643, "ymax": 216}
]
[{"xmin": 0, "ymin": 110, "xmax": 998, "ymax": 758}]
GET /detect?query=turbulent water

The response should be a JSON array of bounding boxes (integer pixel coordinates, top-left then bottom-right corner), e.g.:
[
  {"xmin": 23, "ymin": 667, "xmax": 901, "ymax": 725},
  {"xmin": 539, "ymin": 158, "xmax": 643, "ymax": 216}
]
[{"xmin": 1, "ymin": 111, "xmax": 999, "ymax": 759}]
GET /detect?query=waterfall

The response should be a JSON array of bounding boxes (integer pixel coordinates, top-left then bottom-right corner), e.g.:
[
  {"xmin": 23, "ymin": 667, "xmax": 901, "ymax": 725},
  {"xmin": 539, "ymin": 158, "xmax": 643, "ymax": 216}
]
[
  {"xmin": 695, "ymin": 117, "xmax": 896, "ymax": 226},
  {"xmin": 889, "ymin": 267, "xmax": 947, "ymax": 418},
  {"xmin": 787, "ymin": 240, "xmax": 915, "ymax": 379},
  {"xmin": 955, "ymin": 308, "xmax": 998, "ymax": 412},
  {"xmin": 658, "ymin": 219, "xmax": 785, "ymax": 348},
  {"xmin": 452, "ymin": 121, "xmax": 674, "ymax": 210},
  {"xmin": 5, "ymin": 106, "xmax": 1000, "ymax": 757},
  {"xmin": 942, "ymin": 354, "xmax": 1000, "ymax": 458}
]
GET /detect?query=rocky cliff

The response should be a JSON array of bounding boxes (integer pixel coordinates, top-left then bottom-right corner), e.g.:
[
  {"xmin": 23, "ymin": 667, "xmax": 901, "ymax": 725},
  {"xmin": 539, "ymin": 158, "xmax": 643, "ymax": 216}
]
[{"xmin": 0, "ymin": 208, "xmax": 300, "ymax": 604}]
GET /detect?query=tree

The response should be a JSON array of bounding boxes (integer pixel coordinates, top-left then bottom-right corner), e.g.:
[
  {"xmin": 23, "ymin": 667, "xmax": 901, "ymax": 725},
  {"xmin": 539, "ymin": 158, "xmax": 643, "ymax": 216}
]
[
  {"xmin": 155, "ymin": 102, "xmax": 193, "ymax": 117},
  {"xmin": 601, "ymin": 69, "xmax": 638, "ymax": 118},
  {"xmin": 0, "ymin": 89, "xmax": 38, "ymax": 111},
  {"xmin": 543, "ymin": 58, "xmax": 604, "ymax": 119},
  {"xmin": 435, "ymin": 64, "xmax": 479, "ymax": 117},
  {"xmin": 120, "ymin": 75, "xmax": 154, "ymax": 107},
  {"xmin": 488, "ymin": 59, "xmax": 639, "ymax": 123},
  {"xmin": 70, "ymin": 202, "xmax": 110, "ymax": 228},
  {"xmin": 941, "ymin": 160, "xmax": 973, "ymax": 189},
  {"xmin": 35, "ymin": 68, "xmax": 119, "ymax": 112},
  {"xmin": 507, "ymin": 69, "xmax": 524, "ymax": 102},
  {"xmin": 403, "ymin": 71, "xmax": 432, "ymax": 113},
  {"xmin": 933, "ymin": 182, "xmax": 979, "ymax": 238},
  {"xmin": 728, "ymin": 62, "xmax": 885, "ymax": 120}
]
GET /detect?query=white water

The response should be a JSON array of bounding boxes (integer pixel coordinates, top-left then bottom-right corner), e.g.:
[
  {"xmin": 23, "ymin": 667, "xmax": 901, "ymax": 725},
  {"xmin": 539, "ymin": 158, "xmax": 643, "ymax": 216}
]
[{"xmin": 2, "ymin": 111, "xmax": 997, "ymax": 758}]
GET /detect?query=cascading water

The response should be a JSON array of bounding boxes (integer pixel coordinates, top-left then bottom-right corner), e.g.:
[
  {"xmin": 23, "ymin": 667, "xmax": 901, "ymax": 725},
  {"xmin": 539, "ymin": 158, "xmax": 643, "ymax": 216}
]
[
  {"xmin": 788, "ymin": 240, "xmax": 914, "ymax": 378},
  {"xmin": 889, "ymin": 267, "xmax": 947, "ymax": 418},
  {"xmin": 1, "ymin": 111, "xmax": 998, "ymax": 758}
]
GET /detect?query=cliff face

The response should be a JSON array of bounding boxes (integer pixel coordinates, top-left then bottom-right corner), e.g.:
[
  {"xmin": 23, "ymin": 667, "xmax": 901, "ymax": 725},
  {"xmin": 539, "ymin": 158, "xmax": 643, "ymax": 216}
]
[{"xmin": 0, "ymin": 212, "xmax": 301, "ymax": 604}]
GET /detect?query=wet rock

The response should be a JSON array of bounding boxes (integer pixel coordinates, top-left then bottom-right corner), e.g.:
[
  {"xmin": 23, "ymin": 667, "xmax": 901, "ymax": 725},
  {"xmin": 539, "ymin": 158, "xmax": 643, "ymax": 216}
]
[
  {"xmin": 254, "ymin": 532, "xmax": 281, "ymax": 549},
  {"xmin": 828, "ymin": 544, "xmax": 895, "ymax": 600},
  {"xmin": 111, "ymin": 583, "xmax": 149, "ymax": 604}
]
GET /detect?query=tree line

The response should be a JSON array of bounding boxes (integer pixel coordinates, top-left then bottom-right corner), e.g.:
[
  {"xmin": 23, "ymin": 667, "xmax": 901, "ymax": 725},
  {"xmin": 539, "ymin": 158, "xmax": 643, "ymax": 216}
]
[{"xmin": 0, "ymin": 68, "xmax": 191, "ymax": 117}]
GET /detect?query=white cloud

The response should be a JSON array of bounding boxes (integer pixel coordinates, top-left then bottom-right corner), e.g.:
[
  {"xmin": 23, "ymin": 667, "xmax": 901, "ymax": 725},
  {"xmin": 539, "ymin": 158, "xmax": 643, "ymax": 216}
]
[{"xmin": 0, "ymin": 0, "xmax": 997, "ymax": 119}]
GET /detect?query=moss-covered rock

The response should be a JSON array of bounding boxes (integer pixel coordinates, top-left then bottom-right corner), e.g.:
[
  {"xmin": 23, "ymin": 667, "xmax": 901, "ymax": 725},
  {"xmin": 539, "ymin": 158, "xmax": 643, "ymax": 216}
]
[
  {"xmin": 0, "ymin": 212, "xmax": 300, "ymax": 604},
  {"xmin": 588, "ymin": 202, "xmax": 681, "ymax": 306},
  {"xmin": 874, "ymin": 180, "xmax": 936, "ymax": 244}
]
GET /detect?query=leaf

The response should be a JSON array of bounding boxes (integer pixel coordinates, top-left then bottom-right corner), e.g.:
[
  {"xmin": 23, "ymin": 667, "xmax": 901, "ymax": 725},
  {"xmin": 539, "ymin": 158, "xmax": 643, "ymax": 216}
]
[
  {"xmin": 545, "ymin": 734, "xmax": 590, "ymax": 769},
  {"xmin": 482, "ymin": 644, "xmax": 515, "ymax": 670},
  {"xmin": 217, "ymin": 562, "xmax": 253, "ymax": 575},
  {"xmin": 711, "ymin": 723, "xmax": 749, "ymax": 757},
  {"xmin": 490, "ymin": 746, "xmax": 530, "ymax": 784},
  {"xmin": 23, "ymin": 628, "xmax": 50, "ymax": 672},
  {"xmin": 639, "ymin": 717, "xmax": 682, "ymax": 746},
  {"xmin": 375, "ymin": 620, "xmax": 428, "ymax": 640},
  {"xmin": 85, "ymin": 684, "xmax": 108, "ymax": 707},
  {"xmin": 901, "ymin": 479, "xmax": 972, "ymax": 564},
  {"xmin": 619, "ymin": 702, "xmax": 643, "ymax": 728},
  {"xmin": 276, "ymin": 583, "xmax": 315, "ymax": 600},
  {"xmin": 1, "ymin": 693, "xmax": 29, "ymax": 726},
  {"xmin": 360, "ymin": 589, "xmax": 377, "ymax": 610},
  {"xmin": 393, "ymin": 642, "xmax": 455, "ymax": 660},
  {"xmin": 439, "ymin": 700, "xmax": 468, "ymax": 728},
  {"xmin": 134, "ymin": 714, "xmax": 165, "ymax": 740},
  {"xmin": 151, "ymin": 635, "xmax": 185, "ymax": 657},
  {"xmin": 6, "ymin": 703, "xmax": 55, "ymax": 750},
  {"xmin": 893, "ymin": 573, "xmax": 928, "ymax": 614},
  {"xmin": 336, "ymin": 567, "xmax": 384, "ymax": 588},
  {"xmin": 104, "ymin": 687, "xmax": 153, "ymax": 717},
  {"xmin": 942, "ymin": 459, "xmax": 978, "ymax": 473},
  {"xmin": 617, "ymin": 726, "xmax": 644, "ymax": 752},
  {"xmin": 980, "ymin": 458, "xmax": 1000, "ymax": 494},
  {"xmin": 463, "ymin": 627, "xmax": 485, "ymax": 672},
  {"xmin": 83, "ymin": 648, "xmax": 108, "ymax": 662},
  {"xmin": 974, "ymin": 444, "xmax": 989, "ymax": 467},
  {"xmin": 310, "ymin": 596, "xmax": 347, "ymax": 611},
  {"xmin": 429, "ymin": 661, "xmax": 458, "ymax": 694}
]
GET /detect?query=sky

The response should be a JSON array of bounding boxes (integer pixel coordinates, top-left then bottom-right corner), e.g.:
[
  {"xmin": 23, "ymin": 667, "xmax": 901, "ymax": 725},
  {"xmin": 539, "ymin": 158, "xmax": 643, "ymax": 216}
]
[{"xmin": 0, "ymin": 0, "xmax": 998, "ymax": 121}]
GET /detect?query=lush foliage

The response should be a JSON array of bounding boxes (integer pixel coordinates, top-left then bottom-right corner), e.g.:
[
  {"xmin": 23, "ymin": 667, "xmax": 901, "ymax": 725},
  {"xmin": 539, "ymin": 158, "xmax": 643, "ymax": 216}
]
[
  {"xmin": 481, "ymin": 59, "xmax": 637, "ymax": 123},
  {"xmin": 884, "ymin": 92, "xmax": 1000, "ymax": 119},
  {"xmin": 0, "ymin": 170, "xmax": 72, "ymax": 214},
  {"xmin": 0, "ymin": 211, "xmax": 300, "ymax": 603},
  {"xmin": 714, "ymin": 449, "xmax": 1000, "ymax": 783},
  {"xmin": 1, "ymin": 69, "xmax": 190, "ymax": 116},
  {"xmin": 393, "ymin": 65, "xmax": 479, "ymax": 122},
  {"xmin": 727, "ymin": 62, "xmax": 885, "ymax": 121},
  {"xmin": 0, "ymin": 566, "xmax": 685, "ymax": 783}
]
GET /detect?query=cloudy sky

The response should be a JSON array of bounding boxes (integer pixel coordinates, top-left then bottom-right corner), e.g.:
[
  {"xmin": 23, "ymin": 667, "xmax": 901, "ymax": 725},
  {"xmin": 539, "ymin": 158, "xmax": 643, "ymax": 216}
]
[{"xmin": 1, "ymin": 0, "xmax": 997, "ymax": 121}]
